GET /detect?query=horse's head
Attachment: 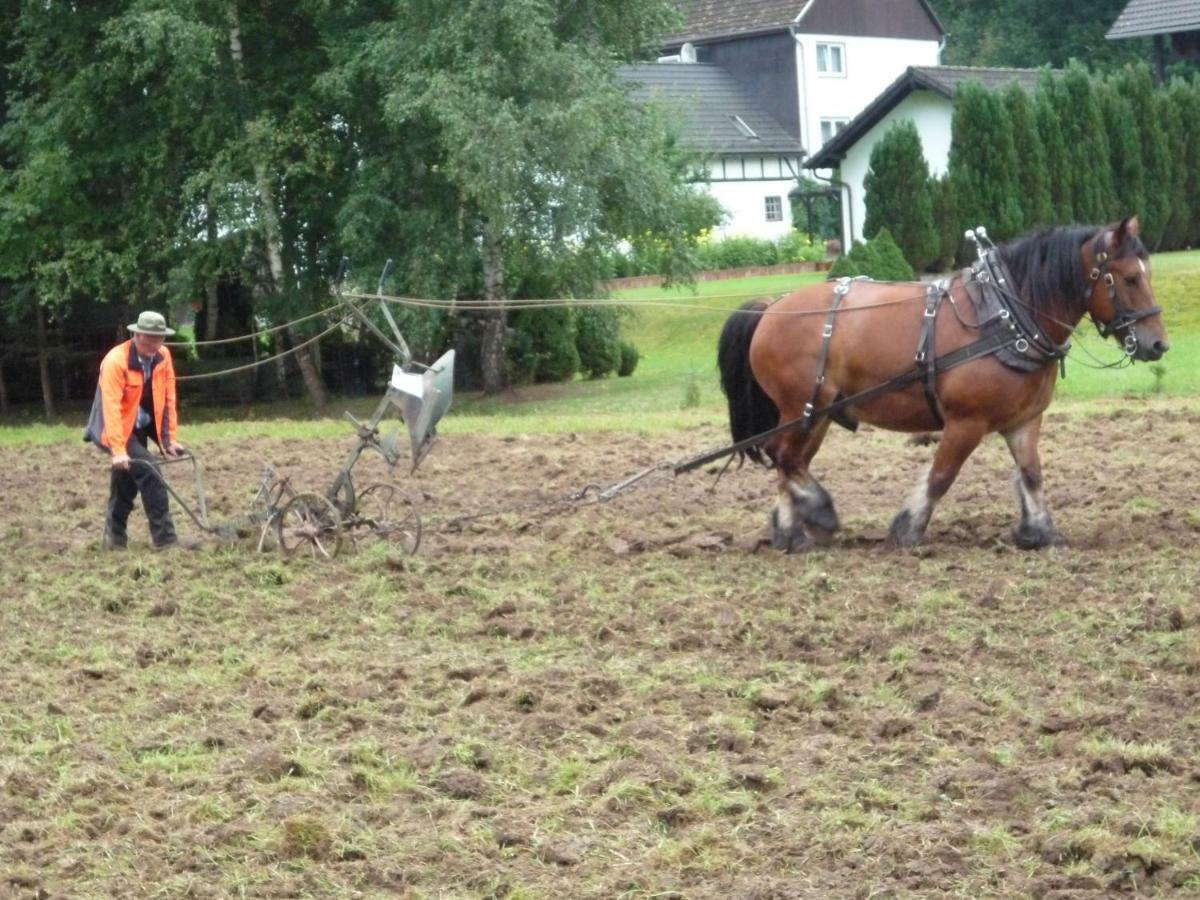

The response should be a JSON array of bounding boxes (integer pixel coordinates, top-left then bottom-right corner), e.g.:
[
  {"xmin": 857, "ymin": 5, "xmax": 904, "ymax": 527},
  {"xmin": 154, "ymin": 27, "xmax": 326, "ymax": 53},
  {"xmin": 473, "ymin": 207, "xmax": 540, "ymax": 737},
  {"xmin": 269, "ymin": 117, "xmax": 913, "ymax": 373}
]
[{"xmin": 1086, "ymin": 217, "xmax": 1169, "ymax": 361}]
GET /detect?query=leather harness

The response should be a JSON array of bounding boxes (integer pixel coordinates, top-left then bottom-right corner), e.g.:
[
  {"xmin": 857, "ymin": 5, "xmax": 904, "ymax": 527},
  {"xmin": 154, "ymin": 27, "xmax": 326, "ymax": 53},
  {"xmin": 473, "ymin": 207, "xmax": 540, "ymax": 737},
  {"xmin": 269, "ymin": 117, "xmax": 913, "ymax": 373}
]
[{"xmin": 675, "ymin": 245, "xmax": 1158, "ymax": 476}]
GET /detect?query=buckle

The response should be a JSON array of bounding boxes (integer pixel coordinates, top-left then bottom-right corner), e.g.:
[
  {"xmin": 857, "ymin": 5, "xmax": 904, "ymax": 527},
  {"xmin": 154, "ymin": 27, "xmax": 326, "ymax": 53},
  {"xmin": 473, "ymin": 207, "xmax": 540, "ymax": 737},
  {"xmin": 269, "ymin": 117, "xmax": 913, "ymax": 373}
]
[
  {"xmin": 924, "ymin": 306, "xmax": 937, "ymax": 318},
  {"xmin": 822, "ymin": 323, "xmax": 834, "ymax": 338},
  {"xmin": 1014, "ymin": 338, "xmax": 1030, "ymax": 354},
  {"xmin": 1104, "ymin": 273, "xmax": 1114, "ymax": 286},
  {"xmin": 1090, "ymin": 267, "xmax": 1101, "ymax": 280}
]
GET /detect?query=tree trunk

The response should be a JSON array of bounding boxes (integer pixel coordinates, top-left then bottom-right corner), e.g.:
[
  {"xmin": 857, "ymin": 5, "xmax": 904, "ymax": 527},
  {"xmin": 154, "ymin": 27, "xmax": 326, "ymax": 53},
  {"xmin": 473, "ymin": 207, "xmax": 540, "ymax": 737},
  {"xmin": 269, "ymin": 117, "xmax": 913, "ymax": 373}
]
[
  {"xmin": 480, "ymin": 226, "xmax": 508, "ymax": 395},
  {"xmin": 56, "ymin": 318, "xmax": 70, "ymax": 402},
  {"xmin": 204, "ymin": 205, "xmax": 221, "ymax": 342},
  {"xmin": 228, "ymin": 6, "xmax": 326, "ymax": 407},
  {"xmin": 0, "ymin": 356, "xmax": 9, "ymax": 414},
  {"xmin": 34, "ymin": 304, "xmax": 55, "ymax": 420}
]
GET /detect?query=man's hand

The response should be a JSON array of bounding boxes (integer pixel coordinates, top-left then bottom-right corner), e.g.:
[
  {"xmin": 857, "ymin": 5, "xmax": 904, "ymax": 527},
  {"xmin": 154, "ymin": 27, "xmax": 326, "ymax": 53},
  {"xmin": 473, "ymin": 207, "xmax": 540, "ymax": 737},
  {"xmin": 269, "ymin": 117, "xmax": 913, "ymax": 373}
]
[
  {"xmin": 112, "ymin": 453, "xmax": 131, "ymax": 471},
  {"xmin": 166, "ymin": 441, "xmax": 186, "ymax": 458}
]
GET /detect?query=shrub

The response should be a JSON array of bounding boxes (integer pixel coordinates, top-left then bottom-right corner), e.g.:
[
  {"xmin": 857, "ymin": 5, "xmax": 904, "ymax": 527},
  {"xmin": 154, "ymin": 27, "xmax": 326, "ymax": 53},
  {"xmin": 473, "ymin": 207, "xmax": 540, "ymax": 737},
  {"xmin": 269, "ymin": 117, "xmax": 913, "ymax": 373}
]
[
  {"xmin": 575, "ymin": 306, "xmax": 622, "ymax": 378},
  {"xmin": 509, "ymin": 307, "xmax": 579, "ymax": 383},
  {"xmin": 826, "ymin": 230, "xmax": 915, "ymax": 282},
  {"xmin": 776, "ymin": 230, "xmax": 828, "ymax": 263},
  {"xmin": 863, "ymin": 119, "xmax": 939, "ymax": 270},
  {"xmin": 617, "ymin": 341, "xmax": 640, "ymax": 377}
]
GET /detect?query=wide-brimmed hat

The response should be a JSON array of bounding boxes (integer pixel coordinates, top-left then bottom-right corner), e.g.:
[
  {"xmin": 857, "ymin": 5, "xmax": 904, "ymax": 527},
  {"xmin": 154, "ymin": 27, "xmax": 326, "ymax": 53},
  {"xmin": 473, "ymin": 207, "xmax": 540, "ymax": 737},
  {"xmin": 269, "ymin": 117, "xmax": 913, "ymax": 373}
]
[{"xmin": 127, "ymin": 311, "xmax": 175, "ymax": 336}]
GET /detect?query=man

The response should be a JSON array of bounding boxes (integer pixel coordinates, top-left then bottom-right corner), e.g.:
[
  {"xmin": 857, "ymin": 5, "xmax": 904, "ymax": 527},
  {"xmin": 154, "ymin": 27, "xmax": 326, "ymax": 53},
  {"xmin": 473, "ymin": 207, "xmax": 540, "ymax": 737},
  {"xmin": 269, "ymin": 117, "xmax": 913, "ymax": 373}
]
[{"xmin": 84, "ymin": 310, "xmax": 187, "ymax": 550}]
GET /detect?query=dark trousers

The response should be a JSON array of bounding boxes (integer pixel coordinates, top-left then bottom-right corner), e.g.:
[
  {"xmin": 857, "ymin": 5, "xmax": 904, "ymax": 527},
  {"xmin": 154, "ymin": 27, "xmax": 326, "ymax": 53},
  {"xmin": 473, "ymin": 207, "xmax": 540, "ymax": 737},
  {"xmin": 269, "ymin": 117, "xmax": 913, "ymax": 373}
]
[{"xmin": 106, "ymin": 432, "xmax": 177, "ymax": 548}]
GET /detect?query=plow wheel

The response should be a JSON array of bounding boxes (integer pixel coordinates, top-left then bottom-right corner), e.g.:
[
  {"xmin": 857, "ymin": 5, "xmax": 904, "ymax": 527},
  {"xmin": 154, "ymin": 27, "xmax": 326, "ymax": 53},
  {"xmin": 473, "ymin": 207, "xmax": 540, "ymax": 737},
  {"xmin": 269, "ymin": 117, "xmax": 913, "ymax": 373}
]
[
  {"xmin": 356, "ymin": 483, "xmax": 421, "ymax": 554},
  {"xmin": 275, "ymin": 492, "xmax": 343, "ymax": 559}
]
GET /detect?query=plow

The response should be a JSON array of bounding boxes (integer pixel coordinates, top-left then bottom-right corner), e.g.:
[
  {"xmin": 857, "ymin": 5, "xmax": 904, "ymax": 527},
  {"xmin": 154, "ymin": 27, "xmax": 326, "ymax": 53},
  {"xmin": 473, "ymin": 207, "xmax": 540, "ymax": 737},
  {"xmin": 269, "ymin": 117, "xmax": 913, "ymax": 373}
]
[{"xmin": 133, "ymin": 260, "xmax": 456, "ymax": 560}]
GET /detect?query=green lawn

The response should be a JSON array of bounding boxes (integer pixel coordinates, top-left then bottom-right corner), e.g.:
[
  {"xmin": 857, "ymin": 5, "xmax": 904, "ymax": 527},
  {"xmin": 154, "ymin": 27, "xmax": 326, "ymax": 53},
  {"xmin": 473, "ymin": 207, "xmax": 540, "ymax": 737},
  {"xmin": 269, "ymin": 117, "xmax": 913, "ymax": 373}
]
[{"xmin": 2, "ymin": 252, "xmax": 1198, "ymax": 447}]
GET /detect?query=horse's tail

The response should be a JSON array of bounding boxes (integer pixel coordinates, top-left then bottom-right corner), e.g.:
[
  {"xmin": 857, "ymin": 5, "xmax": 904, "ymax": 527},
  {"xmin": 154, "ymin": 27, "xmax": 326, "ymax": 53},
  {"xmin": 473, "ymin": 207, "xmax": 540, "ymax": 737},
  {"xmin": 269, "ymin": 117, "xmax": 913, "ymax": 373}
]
[{"xmin": 718, "ymin": 300, "xmax": 778, "ymax": 466}]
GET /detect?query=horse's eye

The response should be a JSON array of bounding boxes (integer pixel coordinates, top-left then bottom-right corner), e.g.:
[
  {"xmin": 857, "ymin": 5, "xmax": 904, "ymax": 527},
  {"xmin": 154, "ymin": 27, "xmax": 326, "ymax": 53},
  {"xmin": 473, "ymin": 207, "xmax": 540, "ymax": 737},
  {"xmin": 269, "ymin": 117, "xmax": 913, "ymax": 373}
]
[{"xmin": 1124, "ymin": 275, "xmax": 1138, "ymax": 286}]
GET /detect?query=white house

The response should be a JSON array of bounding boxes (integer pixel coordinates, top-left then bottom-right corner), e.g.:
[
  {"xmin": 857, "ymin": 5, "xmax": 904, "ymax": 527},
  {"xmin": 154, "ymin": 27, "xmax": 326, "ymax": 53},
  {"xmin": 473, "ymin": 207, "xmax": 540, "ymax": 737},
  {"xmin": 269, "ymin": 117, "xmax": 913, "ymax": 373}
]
[
  {"xmin": 804, "ymin": 66, "xmax": 1042, "ymax": 247},
  {"xmin": 619, "ymin": 62, "xmax": 805, "ymax": 240},
  {"xmin": 661, "ymin": 0, "xmax": 946, "ymax": 156}
]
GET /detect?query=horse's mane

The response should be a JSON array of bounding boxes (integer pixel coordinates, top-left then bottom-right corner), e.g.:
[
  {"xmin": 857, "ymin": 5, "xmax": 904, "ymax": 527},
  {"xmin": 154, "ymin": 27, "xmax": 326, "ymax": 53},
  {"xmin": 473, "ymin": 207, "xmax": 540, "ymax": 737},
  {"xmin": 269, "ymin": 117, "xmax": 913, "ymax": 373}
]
[{"xmin": 995, "ymin": 224, "xmax": 1147, "ymax": 323}]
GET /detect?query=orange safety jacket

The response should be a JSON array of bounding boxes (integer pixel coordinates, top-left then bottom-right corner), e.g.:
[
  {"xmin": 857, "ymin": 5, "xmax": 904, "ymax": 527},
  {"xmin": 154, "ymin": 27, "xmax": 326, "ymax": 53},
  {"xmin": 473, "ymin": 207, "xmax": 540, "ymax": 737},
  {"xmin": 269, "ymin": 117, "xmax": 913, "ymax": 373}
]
[{"xmin": 84, "ymin": 340, "xmax": 179, "ymax": 450}]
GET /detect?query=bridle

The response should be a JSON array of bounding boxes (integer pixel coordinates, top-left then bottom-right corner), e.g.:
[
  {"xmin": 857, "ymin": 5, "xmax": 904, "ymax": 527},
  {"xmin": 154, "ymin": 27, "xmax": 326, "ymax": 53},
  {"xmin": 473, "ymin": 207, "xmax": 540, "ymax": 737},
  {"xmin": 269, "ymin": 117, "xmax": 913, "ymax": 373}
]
[{"xmin": 1088, "ymin": 237, "xmax": 1162, "ymax": 357}]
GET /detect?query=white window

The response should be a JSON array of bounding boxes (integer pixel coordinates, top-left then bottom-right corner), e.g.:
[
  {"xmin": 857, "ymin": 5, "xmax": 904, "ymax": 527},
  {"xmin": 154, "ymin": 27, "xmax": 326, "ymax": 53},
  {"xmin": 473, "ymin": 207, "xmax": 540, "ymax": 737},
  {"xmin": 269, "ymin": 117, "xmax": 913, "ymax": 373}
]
[
  {"xmin": 764, "ymin": 195, "xmax": 783, "ymax": 222},
  {"xmin": 816, "ymin": 42, "xmax": 845, "ymax": 76},
  {"xmin": 819, "ymin": 118, "xmax": 849, "ymax": 144}
]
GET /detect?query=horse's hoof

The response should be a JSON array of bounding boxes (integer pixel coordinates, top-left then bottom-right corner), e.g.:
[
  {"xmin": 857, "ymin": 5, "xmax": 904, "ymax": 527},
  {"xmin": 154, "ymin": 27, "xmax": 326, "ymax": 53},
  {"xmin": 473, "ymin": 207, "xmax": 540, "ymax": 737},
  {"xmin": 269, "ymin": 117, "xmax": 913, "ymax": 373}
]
[
  {"xmin": 1013, "ymin": 524, "xmax": 1068, "ymax": 550},
  {"xmin": 886, "ymin": 511, "xmax": 925, "ymax": 549}
]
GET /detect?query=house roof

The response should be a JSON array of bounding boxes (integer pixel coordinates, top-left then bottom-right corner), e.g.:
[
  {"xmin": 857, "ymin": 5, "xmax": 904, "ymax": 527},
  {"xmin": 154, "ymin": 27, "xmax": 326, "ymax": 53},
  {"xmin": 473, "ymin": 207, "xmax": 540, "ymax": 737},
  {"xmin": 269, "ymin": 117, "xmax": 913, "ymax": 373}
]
[
  {"xmin": 1107, "ymin": 0, "xmax": 1200, "ymax": 39},
  {"xmin": 618, "ymin": 63, "xmax": 804, "ymax": 156},
  {"xmin": 664, "ymin": 0, "xmax": 945, "ymax": 45},
  {"xmin": 805, "ymin": 65, "xmax": 1043, "ymax": 168}
]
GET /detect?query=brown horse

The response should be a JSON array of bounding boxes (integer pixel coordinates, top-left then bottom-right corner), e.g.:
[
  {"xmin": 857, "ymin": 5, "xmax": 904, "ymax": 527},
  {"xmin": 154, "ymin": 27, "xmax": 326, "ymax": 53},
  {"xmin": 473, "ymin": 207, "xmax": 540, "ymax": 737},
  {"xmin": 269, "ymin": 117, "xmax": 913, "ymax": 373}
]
[{"xmin": 717, "ymin": 218, "xmax": 1169, "ymax": 550}]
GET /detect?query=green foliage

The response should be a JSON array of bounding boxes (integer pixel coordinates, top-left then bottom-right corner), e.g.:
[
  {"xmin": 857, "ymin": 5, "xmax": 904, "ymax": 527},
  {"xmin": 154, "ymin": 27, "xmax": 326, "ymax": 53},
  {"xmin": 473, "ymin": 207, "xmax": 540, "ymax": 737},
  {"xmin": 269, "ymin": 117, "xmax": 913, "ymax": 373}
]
[
  {"xmin": 1055, "ymin": 62, "xmax": 1116, "ymax": 224},
  {"xmin": 1167, "ymin": 78, "xmax": 1200, "ymax": 247},
  {"xmin": 1035, "ymin": 78, "xmax": 1074, "ymax": 224},
  {"xmin": 1001, "ymin": 82, "xmax": 1053, "ymax": 230},
  {"xmin": 1112, "ymin": 64, "xmax": 1173, "ymax": 249},
  {"xmin": 776, "ymin": 231, "xmax": 828, "ymax": 264},
  {"xmin": 867, "ymin": 228, "xmax": 918, "ymax": 281},
  {"xmin": 0, "ymin": 0, "xmax": 717, "ymax": 409},
  {"xmin": 863, "ymin": 120, "xmax": 939, "ymax": 270},
  {"xmin": 508, "ymin": 307, "xmax": 579, "ymax": 384},
  {"xmin": 931, "ymin": 0, "xmax": 1148, "ymax": 71},
  {"xmin": 790, "ymin": 176, "xmax": 841, "ymax": 240},
  {"xmin": 616, "ymin": 231, "xmax": 825, "ymax": 278},
  {"xmin": 574, "ymin": 306, "xmax": 622, "ymax": 379},
  {"xmin": 827, "ymin": 229, "xmax": 915, "ymax": 282},
  {"xmin": 617, "ymin": 341, "xmax": 640, "ymax": 377},
  {"xmin": 930, "ymin": 175, "xmax": 962, "ymax": 272},
  {"xmin": 696, "ymin": 236, "xmax": 778, "ymax": 269},
  {"xmin": 1097, "ymin": 78, "xmax": 1146, "ymax": 233},
  {"xmin": 827, "ymin": 246, "xmax": 863, "ymax": 280},
  {"xmin": 948, "ymin": 80, "xmax": 1024, "ymax": 252}
]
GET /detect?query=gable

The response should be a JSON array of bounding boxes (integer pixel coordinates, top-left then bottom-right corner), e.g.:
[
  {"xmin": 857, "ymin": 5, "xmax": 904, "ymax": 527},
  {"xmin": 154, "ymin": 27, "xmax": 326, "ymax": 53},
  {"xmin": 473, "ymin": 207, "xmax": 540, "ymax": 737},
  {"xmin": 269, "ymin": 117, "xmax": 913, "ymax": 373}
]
[
  {"xmin": 804, "ymin": 65, "xmax": 1041, "ymax": 168},
  {"xmin": 795, "ymin": 0, "xmax": 945, "ymax": 41}
]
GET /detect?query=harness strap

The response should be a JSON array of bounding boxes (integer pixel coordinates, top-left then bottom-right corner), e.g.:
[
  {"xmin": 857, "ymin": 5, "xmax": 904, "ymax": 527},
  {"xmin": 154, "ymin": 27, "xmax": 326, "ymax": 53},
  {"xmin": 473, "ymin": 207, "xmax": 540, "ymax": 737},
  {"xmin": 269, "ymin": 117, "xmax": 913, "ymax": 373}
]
[
  {"xmin": 803, "ymin": 279, "xmax": 851, "ymax": 428},
  {"xmin": 915, "ymin": 281, "xmax": 948, "ymax": 429},
  {"xmin": 1089, "ymin": 249, "xmax": 1162, "ymax": 350},
  {"xmin": 675, "ymin": 321, "xmax": 1019, "ymax": 476}
]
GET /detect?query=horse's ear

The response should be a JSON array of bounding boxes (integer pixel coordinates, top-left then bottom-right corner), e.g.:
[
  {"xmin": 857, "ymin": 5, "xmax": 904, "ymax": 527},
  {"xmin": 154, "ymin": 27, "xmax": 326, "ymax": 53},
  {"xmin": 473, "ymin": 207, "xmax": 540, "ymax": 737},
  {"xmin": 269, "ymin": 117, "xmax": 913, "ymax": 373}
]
[{"xmin": 1114, "ymin": 216, "xmax": 1140, "ymax": 244}]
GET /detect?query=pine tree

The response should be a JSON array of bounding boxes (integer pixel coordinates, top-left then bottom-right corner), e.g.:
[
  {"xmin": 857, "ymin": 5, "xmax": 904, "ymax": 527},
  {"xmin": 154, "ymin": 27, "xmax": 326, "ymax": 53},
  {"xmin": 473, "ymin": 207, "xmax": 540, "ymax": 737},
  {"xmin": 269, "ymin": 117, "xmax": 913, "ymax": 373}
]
[
  {"xmin": 1034, "ymin": 76, "xmax": 1074, "ymax": 223},
  {"xmin": 1001, "ymin": 82, "xmax": 1052, "ymax": 230},
  {"xmin": 930, "ymin": 175, "xmax": 962, "ymax": 272},
  {"xmin": 1167, "ymin": 78, "xmax": 1200, "ymax": 247},
  {"xmin": 863, "ymin": 120, "xmax": 939, "ymax": 270},
  {"xmin": 1156, "ymin": 83, "xmax": 1187, "ymax": 250},
  {"xmin": 1097, "ymin": 78, "xmax": 1146, "ymax": 229},
  {"xmin": 868, "ymin": 228, "xmax": 917, "ymax": 281},
  {"xmin": 1054, "ymin": 62, "xmax": 1115, "ymax": 226},
  {"xmin": 948, "ymin": 80, "xmax": 1023, "ymax": 257},
  {"xmin": 1112, "ymin": 64, "xmax": 1173, "ymax": 249}
]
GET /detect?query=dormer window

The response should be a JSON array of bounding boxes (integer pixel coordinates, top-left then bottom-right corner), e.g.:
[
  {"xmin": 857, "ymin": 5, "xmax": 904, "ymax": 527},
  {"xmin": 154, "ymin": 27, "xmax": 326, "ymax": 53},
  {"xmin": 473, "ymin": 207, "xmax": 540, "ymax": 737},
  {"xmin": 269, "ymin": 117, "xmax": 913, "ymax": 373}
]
[
  {"xmin": 729, "ymin": 115, "xmax": 759, "ymax": 140},
  {"xmin": 816, "ymin": 42, "xmax": 845, "ymax": 76}
]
